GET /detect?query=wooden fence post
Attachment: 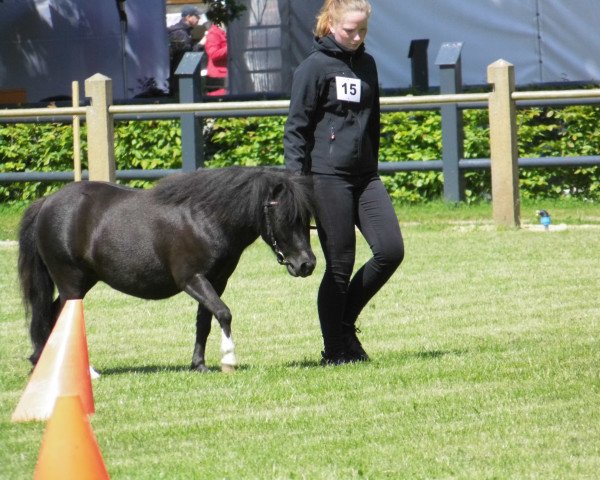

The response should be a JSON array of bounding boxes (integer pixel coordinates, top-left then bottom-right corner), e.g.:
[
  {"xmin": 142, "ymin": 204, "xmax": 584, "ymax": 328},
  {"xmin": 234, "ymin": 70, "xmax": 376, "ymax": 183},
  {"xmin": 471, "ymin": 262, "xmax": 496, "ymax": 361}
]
[
  {"xmin": 84, "ymin": 74, "xmax": 115, "ymax": 182},
  {"xmin": 487, "ymin": 60, "xmax": 520, "ymax": 227},
  {"xmin": 72, "ymin": 81, "xmax": 82, "ymax": 181}
]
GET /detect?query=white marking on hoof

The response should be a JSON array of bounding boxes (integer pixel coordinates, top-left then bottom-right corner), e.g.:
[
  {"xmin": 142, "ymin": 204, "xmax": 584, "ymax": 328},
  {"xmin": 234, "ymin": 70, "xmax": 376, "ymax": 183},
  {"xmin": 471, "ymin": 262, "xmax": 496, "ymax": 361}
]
[
  {"xmin": 89, "ymin": 365, "xmax": 101, "ymax": 379},
  {"xmin": 221, "ymin": 350, "xmax": 237, "ymax": 367},
  {"xmin": 220, "ymin": 330, "xmax": 237, "ymax": 371},
  {"xmin": 221, "ymin": 362, "xmax": 236, "ymax": 373}
]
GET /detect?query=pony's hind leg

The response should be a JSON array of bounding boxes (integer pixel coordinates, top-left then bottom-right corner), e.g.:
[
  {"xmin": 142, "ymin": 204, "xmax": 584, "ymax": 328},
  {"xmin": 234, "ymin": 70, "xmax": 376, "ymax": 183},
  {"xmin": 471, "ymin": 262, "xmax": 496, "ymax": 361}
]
[
  {"xmin": 191, "ymin": 305, "xmax": 212, "ymax": 372},
  {"xmin": 29, "ymin": 297, "xmax": 62, "ymax": 365},
  {"xmin": 29, "ymin": 272, "xmax": 96, "ymax": 365}
]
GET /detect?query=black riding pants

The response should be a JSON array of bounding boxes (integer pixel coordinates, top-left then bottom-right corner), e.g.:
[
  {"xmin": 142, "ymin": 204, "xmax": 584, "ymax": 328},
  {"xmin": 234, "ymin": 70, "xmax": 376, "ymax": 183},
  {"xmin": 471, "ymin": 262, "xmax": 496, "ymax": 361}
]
[{"xmin": 312, "ymin": 173, "xmax": 404, "ymax": 352}]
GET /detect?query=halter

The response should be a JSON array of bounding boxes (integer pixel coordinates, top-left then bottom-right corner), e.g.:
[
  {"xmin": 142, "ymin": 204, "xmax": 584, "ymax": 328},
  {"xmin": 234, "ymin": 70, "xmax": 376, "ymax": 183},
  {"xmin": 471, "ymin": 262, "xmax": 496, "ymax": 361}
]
[{"xmin": 263, "ymin": 201, "xmax": 289, "ymax": 265}]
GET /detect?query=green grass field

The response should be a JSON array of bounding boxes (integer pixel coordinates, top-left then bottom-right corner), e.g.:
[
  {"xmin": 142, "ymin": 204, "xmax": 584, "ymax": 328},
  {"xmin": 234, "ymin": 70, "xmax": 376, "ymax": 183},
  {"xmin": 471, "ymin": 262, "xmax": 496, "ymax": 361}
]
[{"xmin": 1, "ymin": 199, "xmax": 599, "ymax": 479}]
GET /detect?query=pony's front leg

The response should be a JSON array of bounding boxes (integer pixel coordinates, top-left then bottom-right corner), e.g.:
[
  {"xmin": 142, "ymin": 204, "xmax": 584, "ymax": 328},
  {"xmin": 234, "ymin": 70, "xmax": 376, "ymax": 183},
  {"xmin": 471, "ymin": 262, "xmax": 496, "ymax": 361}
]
[
  {"xmin": 184, "ymin": 274, "xmax": 236, "ymax": 372},
  {"xmin": 220, "ymin": 329, "xmax": 237, "ymax": 373}
]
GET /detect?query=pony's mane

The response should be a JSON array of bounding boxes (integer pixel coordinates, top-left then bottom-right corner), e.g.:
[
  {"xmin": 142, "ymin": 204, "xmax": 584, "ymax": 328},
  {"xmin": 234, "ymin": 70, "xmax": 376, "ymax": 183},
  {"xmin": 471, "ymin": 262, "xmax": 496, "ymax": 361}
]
[{"xmin": 152, "ymin": 166, "xmax": 314, "ymax": 226}]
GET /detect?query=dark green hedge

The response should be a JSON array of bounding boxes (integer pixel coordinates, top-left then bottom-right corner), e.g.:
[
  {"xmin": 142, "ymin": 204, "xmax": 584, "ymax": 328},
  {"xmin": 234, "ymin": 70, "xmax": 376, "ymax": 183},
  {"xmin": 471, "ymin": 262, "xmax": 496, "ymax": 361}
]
[{"xmin": 1, "ymin": 105, "xmax": 599, "ymax": 203}]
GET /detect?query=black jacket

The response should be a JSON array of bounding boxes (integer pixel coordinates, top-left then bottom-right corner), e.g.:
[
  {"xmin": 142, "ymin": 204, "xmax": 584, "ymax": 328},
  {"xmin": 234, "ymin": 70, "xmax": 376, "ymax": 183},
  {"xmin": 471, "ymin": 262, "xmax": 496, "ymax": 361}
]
[
  {"xmin": 284, "ymin": 35, "xmax": 380, "ymax": 176},
  {"xmin": 168, "ymin": 20, "xmax": 195, "ymax": 64}
]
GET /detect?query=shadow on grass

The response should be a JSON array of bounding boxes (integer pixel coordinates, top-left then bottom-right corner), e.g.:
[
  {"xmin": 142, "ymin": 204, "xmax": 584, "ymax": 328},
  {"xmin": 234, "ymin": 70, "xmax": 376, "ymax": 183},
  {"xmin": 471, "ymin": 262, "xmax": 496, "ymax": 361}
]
[
  {"xmin": 285, "ymin": 359, "xmax": 323, "ymax": 369},
  {"xmin": 98, "ymin": 364, "xmax": 196, "ymax": 376},
  {"xmin": 97, "ymin": 363, "xmax": 256, "ymax": 376},
  {"xmin": 285, "ymin": 349, "xmax": 467, "ymax": 369},
  {"xmin": 409, "ymin": 349, "xmax": 467, "ymax": 359},
  {"xmin": 95, "ymin": 350, "xmax": 466, "ymax": 376}
]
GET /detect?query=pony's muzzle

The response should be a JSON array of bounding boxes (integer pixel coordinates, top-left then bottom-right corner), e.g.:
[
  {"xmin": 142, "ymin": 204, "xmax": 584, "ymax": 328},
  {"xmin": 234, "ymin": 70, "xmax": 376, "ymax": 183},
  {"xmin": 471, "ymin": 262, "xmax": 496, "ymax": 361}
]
[{"xmin": 286, "ymin": 254, "xmax": 316, "ymax": 277}]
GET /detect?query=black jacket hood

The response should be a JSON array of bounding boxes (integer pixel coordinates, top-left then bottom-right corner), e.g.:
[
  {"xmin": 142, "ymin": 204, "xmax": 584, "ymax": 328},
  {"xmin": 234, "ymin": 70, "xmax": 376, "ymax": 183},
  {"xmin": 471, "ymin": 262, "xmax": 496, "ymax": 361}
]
[{"xmin": 313, "ymin": 35, "xmax": 366, "ymax": 59}]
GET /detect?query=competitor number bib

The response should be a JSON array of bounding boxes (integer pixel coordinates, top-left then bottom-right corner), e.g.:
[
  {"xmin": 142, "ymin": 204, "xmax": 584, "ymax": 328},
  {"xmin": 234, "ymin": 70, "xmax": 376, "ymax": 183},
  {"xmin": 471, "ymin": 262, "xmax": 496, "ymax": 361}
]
[{"xmin": 335, "ymin": 76, "xmax": 361, "ymax": 103}]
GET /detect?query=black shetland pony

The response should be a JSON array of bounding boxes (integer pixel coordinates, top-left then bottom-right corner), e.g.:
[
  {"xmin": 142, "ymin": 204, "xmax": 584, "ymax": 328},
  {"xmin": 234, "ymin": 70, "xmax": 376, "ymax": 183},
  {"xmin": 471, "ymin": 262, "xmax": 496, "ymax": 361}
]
[{"xmin": 18, "ymin": 167, "xmax": 316, "ymax": 372}]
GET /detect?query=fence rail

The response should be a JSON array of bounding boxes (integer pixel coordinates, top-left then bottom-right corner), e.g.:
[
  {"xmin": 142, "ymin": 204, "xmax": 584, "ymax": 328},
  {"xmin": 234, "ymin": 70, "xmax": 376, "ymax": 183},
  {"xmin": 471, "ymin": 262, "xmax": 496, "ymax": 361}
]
[{"xmin": 2, "ymin": 56, "xmax": 600, "ymax": 227}]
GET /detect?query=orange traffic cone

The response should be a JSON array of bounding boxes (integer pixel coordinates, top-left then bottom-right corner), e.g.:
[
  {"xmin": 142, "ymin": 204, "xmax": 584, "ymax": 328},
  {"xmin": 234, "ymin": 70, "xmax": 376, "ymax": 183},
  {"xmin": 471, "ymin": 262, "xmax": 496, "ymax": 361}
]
[
  {"xmin": 12, "ymin": 300, "xmax": 94, "ymax": 422},
  {"xmin": 33, "ymin": 395, "xmax": 109, "ymax": 479}
]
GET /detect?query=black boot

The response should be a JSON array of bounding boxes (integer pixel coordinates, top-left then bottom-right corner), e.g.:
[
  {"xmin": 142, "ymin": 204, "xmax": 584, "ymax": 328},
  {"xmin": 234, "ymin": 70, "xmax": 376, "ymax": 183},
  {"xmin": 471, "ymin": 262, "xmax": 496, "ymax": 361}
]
[
  {"xmin": 320, "ymin": 335, "xmax": 359, "ymax": 365},
  {"xmin": 320, "ymin": 349, "xmax": 358, "ymax": 365},
  {"xmin": 342, "ymin": 323, "xmax": 370, "ymax": 361},
  {"xmin": 320, "ymin": 328, "xmax": 369, "ymax": 365}
]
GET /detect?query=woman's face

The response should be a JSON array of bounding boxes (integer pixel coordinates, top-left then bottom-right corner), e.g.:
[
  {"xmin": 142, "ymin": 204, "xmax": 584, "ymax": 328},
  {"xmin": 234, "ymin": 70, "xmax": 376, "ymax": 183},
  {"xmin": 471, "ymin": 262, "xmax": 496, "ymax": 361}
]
[{"xmin": 329, "ymin": 10, "xmax": 369, "ymax": 51}]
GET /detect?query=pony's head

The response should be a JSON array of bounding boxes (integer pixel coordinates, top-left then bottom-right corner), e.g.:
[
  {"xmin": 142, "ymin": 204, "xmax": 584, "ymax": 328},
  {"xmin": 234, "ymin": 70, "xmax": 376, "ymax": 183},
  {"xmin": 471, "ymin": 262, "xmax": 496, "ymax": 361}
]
[
  {"xmin": 260, "ymin": 172, "xmax": 316, "ymax": 278},
  {"xmin": 154, "ymin": 166, "xmax": 317, "ymax": 277}
]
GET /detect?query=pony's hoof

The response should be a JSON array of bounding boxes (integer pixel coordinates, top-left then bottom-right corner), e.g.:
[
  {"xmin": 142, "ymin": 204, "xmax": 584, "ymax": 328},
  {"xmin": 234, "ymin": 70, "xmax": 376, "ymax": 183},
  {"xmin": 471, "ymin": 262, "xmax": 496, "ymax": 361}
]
[
  {"xmin": 89, "ymin": 366, "xmax": 101, "ymax": 379},
  {"xmin": 29, "ymin": 352, "xmax": 40, "ymax": 367},
  {"xmin": 191, "ymin": 363, "xmax": 210, "ymax": 373},
  {"xmin": 221, "ymin": 363, "xmax": 236, "ymax": 373}
]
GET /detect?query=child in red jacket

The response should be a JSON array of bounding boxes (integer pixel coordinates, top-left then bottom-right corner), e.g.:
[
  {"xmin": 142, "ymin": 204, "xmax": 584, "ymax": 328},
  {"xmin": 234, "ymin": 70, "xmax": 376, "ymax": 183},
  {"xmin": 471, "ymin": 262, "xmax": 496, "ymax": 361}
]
[{"xmin": 204, "ymin": 23, "xmax": 228, "ymax": 96}]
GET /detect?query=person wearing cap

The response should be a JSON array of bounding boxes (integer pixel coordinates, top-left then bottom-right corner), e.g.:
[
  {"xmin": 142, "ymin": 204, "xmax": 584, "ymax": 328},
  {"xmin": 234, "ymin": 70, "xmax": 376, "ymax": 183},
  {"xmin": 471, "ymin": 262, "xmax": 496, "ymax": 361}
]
[{"xmin": 168, "ymin": 6, "xmax": 202, "ymax": 94}]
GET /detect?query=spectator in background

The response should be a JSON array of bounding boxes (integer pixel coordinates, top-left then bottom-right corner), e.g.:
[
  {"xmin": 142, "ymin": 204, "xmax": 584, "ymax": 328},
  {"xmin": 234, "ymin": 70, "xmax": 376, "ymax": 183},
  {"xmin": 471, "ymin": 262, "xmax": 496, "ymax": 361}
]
[
  {"xmin": 203, "ymin": 22, "xmax": 228, "ymax": 96},
  {"xmin": 168, "ymin": 6, "xmax": 202, "ymax": 95}
]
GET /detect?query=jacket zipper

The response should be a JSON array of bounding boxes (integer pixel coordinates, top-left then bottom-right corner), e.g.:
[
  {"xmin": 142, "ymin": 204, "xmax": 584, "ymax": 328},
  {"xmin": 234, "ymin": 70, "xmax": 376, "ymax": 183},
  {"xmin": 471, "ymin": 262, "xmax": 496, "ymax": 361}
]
[{"xmin": 354, "ymin": 111, "xmax": 362, "ymax": 159}]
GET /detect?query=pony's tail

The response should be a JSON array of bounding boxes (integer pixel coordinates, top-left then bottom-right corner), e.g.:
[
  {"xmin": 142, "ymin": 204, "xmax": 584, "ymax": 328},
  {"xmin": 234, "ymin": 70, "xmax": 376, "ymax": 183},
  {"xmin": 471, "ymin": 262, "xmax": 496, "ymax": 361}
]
[{"xmin": 18, "ymin": 198, "xmax": 56, "ymax": 364}]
